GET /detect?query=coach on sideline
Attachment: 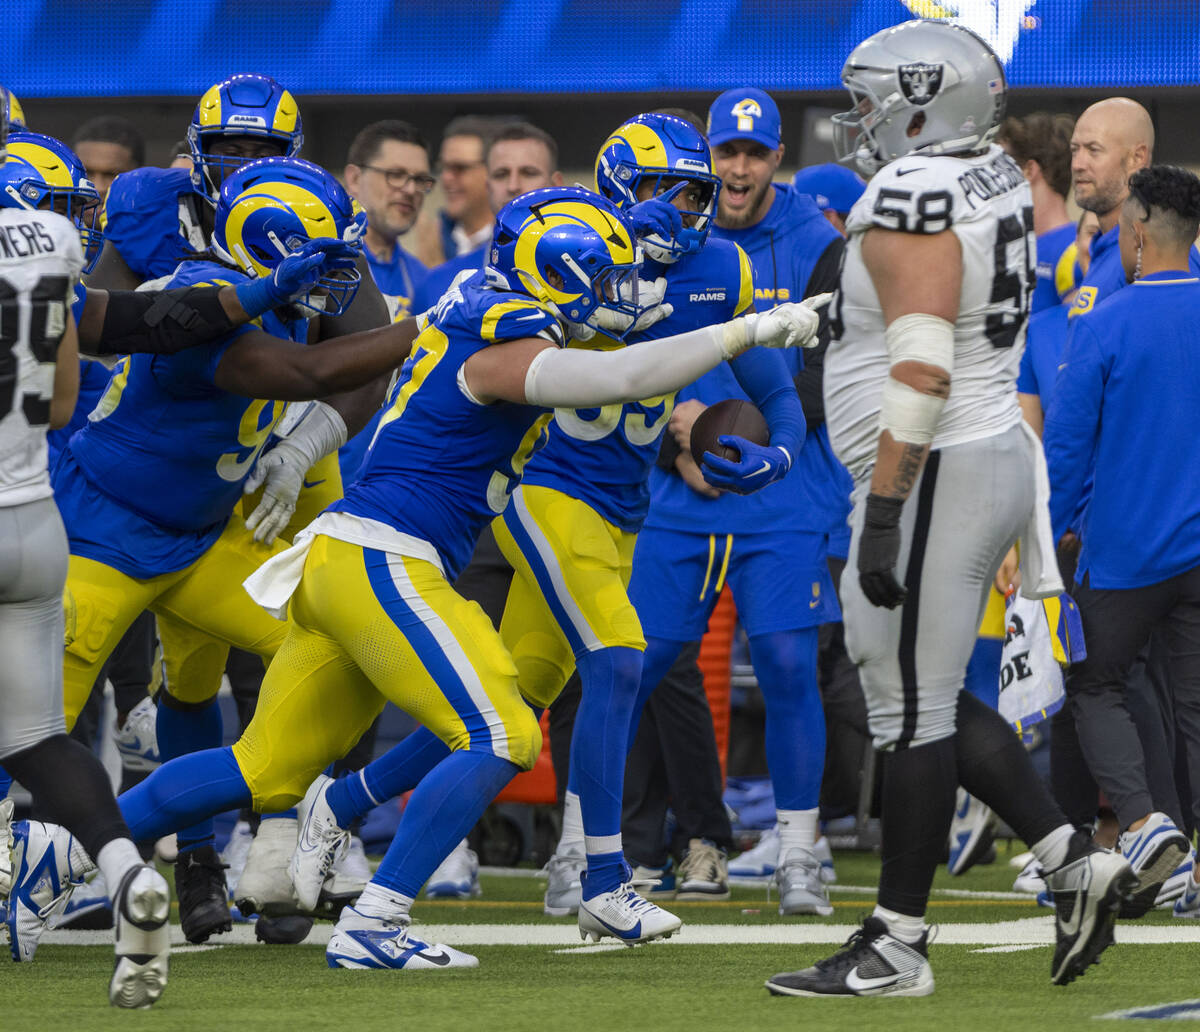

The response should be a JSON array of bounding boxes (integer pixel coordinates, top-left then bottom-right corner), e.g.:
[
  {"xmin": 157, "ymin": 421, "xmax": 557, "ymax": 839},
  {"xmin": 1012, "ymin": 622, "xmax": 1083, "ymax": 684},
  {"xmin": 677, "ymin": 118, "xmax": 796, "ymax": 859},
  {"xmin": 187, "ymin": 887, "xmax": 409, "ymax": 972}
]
[{"xmin": 1045, "ymin": 165, "xmax": 1200, "ymax": 910}]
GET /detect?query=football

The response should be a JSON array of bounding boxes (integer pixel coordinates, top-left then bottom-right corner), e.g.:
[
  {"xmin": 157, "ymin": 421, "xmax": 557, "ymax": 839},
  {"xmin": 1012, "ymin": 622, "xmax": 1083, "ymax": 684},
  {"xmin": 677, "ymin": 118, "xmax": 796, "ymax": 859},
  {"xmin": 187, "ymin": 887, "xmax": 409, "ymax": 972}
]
[{"xmin": 689, "ymin": 398, "xmax": 769, "ymax": 465}]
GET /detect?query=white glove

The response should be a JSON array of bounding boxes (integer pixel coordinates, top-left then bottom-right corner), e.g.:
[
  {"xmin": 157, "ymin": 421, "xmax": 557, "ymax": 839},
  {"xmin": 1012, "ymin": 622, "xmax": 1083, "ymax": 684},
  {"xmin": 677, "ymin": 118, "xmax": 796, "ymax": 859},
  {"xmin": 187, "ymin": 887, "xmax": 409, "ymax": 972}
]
[
  {"xmin": 568, "ymin": 276, "xmax": 673, "ymax": 341},
  {"xmin": 748, "ymin": 293, "xmax": 833, "ymax": 349},
  {"xmin": 243, "ymin": 441, "xmax": 307, "ymax": 545}
]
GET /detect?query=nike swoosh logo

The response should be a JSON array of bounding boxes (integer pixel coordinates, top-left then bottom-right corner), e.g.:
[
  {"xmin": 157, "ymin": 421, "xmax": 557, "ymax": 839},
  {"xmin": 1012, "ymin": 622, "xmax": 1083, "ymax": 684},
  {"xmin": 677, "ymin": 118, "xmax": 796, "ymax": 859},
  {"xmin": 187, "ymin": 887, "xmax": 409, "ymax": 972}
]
[
  {"xmin": 895, "ymin": 167, "xmax": 923, "ymax": 177},
  {"xmin": 845, "ymin": 967, "xmax": 904, "ymax": 992},
  {"xmin": 589, "ymin": 913, "xmax": 642, "ymax": 939},
  {"xmin": 1057, "ymin": 363, "xmax": 1067, "ymax": 371},
  {"xmin": 809, "ymin": 598, "xmax": 821, "ymax": 609},
  {"xmin": 1058, "ymin": 897, "xmax": 1083, "ymax": 937},
  {"xmin": 415, "ymin": 949, "xmax": 452, "ymax": 966},
  {"xmin": 302, "ymin": 478, "xmax": 326, "ymax": 489},
  {"xmin": 749, "ymin": 461, "xmax": 772, "ymax": 478},
  {"xmin": 516, "ymin": 312, "xmax": 548, "ymax": 321}
]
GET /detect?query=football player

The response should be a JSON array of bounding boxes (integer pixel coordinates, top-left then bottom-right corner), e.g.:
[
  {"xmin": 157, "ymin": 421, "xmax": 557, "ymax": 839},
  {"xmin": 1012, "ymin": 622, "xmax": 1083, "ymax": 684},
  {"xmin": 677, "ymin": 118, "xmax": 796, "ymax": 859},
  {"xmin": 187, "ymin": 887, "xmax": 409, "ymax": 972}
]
[
  {"xmin": 292, "ymin": 115, "xmax": 818, "ymax": 941},
  {"xmin": 766, "ymin": 20, "xmax": 1134, "ymax": 998},
  {"xmin": 5, "ymin": 157, "xmax": 421, "ymax": 961},
  {"xmin": 70, "ymin": 186, "xmax": 823, "ymax": 970}
]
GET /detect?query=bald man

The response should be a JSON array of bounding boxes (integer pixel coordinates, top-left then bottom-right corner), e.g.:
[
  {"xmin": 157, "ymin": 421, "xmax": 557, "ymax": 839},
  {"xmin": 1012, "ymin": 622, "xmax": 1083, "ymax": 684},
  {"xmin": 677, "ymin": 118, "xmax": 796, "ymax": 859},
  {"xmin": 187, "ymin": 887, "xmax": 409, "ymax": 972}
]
[{"xmin": 1068, "ymin": 98, "xmax": 1200, "ymax": 315}]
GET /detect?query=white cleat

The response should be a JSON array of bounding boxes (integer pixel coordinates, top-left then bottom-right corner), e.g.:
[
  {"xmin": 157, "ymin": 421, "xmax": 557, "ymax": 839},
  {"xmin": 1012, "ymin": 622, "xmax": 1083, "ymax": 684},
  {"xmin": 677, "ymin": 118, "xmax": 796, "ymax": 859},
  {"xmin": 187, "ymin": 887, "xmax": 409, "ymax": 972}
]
[
  {"xmin": 577, "ymin": 875, "xmax": 682, "ymax": 945},
  {"xmin": 112, "ymin": 696, "xmax": 161, "ymax": 773},
  {"xmin": 776, "ymin": 848, "xmax": 834, "ymax": 917},
  {"xmin": 326, "ymin": 905, "xmax": 479, "ymax": 970},
  {"xmin": 0, "ymin": 798, "xmax": 14, "ymax": 899},
  {"xmin": 1013, "ymin": 856, "xmax": 1046, "ymax": 895},
  {"xmin": 947, "ymin": 788, "xmax": 996, "ymax": 876},
  {"xmin": 813, "ymin": 835, "xmax": 838, "ymax": 885},
  {"xmin": 291, "ymin": 777, "xmax": 349, "ymax": 913},
  {"xmin": 325, "ymin": 835, "xmax": 372, "ymax": 902},
  {"xmin": 109, "ymin": 864, "xmax": 170, "ymax": 1009},
  {"xmin": 729, "ymin": 825, "xmax": 780, "ymax": 880},
  {"xmin": 6, "ymin": 820, "xmax": 94, "ymax": 962},
  {"xmin": 543, "ymin": 846, "xmax": 587, "ymax": 916},
  {"xmin": 424, "ymin": 839, "xmax": 481, "ymax": 900},
  {"xmin": 236, "ymin": 816, "xmax": 303, "ymax": 917}
]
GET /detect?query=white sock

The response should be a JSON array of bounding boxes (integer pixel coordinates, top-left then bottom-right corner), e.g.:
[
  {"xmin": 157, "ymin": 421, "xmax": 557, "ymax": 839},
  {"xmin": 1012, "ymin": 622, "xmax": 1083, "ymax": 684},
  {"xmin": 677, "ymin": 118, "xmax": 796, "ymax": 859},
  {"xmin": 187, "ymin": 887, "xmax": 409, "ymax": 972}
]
[
  {"xmin": 873, "ymin": 904, "xmax": 926, "ymax": 945},
  {"xmin": 777, "ymin": 808, "xmax": 819, "ymax": 856},
  {"xmin": 95, "ymin": 838, "xmax": 139, "ymax": 891},
  {"xmin": 1031, "ymin": 824, "xmax": 1075, "ymax": 870},
  {"xmin": 557, "ymin": 790, "xmax": 584, "ymax": 853},
  {"xmin": 355, "ymin": 882, "xmax": 415, "ymax": 921}
]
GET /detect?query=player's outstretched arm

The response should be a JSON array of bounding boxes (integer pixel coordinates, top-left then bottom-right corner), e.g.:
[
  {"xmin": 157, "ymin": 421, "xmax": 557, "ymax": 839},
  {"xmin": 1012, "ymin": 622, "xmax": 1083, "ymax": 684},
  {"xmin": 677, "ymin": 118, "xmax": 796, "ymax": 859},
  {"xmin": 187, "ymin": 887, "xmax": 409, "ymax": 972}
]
[
  {"xmin": 212, "ymin": 316, "xmax": 422, "ymax": 402},
  {"xmin": 464, "ymin": 299, "xmax": 828, "ymax": 407},
  {"xmin": 857, "ymin": 227, "xmax": 962, "ymax": 609}
]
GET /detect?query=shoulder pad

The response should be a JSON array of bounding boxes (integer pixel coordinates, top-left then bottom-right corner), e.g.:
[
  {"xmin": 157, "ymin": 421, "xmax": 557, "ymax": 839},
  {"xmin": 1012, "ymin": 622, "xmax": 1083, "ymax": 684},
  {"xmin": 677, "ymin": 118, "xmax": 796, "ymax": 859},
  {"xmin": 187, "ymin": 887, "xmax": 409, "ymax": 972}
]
[
  {"xmin": 163, "ymin": 259, "xmax": 247, "ymax": 290},
  {"xmin": 104, "ymin": 167, "xmax": 196, "ymax": 220},
  {"xmin": 477, "ymin": 297, "xmax": 563, "ymax": 346}
]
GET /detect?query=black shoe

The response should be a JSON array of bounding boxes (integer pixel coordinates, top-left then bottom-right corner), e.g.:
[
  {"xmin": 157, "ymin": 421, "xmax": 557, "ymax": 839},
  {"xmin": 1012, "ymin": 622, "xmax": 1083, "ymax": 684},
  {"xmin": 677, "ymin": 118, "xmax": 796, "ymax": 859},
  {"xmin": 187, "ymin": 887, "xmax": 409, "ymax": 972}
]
[
  {"xmin": 765, "ymin": 916, "xmax": 934, "ymax": 997},
  {"xmin": 174, "ymin": 845, "xmax": 233, "ymax": 944},
  {"xmin": 255, "ymin": 914, "xmax": 315, "ymax": 944},
  {"xmin": 1045, "ymin": 832, "xmax": 1137, "ymax": 986}
]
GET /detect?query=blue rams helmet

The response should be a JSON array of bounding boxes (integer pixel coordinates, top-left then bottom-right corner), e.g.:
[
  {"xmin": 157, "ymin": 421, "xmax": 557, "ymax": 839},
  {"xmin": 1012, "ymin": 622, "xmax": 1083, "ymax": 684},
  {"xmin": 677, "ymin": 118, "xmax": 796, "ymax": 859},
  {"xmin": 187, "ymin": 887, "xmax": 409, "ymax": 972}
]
[
  {"xmin": 594, "ymin": 113, "xmax": 721, "ymax": 263},
  {"xmin": 486, "ymin": 186, "xmax": 644, "ymax": 333},
  {"xmin": 188, "ymin": 74, "xmax": 303, "ymax": 202},
  {"xmin": 212, "ymin": 157, "xmax": 366, "ymax": 316},
  {"xmin": 0, "ymin": 131, "xmax": 104, "ymax": 272}
]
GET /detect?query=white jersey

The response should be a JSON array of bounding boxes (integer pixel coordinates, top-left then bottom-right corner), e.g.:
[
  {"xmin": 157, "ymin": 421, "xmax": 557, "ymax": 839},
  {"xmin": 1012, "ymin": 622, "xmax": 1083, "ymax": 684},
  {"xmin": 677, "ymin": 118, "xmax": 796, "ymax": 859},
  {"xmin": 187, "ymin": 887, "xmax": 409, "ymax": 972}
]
[
  {"xmin": 824, "ymin": 144, "xmax": 1033, "ymax": 481},
  {"xmin": 0, "ymin": 208, "xmax": 82, "ymax": 507}
]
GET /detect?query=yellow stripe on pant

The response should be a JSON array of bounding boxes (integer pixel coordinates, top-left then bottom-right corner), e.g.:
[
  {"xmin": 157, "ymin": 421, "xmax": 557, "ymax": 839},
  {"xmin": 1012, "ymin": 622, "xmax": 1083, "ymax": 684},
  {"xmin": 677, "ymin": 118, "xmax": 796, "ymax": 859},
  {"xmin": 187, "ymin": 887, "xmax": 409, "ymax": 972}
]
[
  {"xmin": 493, "ymin": 484, "xmax": 644, "ymax": 711},
  {"xmin": 62, "ymin": 511, "xmax": 288, "ymax": 727},
  {"xmin": 233, "ymin": 535, "xmax": 540, "ymax": 813}
]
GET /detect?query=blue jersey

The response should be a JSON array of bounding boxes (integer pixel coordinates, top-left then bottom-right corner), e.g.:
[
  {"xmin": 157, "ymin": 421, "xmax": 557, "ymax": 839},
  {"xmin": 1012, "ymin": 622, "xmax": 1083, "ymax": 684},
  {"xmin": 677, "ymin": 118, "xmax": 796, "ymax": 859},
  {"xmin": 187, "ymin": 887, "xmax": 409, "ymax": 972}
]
[
  {"xmin": 364, "ymin": 241, "xmax": 428, "ymax": 321},
  {"xmin": 521, "ymin": 237, "xmax": 760, "ymax": 532},
  {"xmin": 1072, "ymin": 226, "xmax": 1200, "ymax": 318},
  {"xmin": 48, "ymin": 284, "xmax": 100, "ymax": 466},
  {"xmin": 56, "ymin": 259, "xmax": 302, "ymax": 576},
  {"xmin": 1047, "ymin": 273, "xmax": 1200, "ymax": 588},
  {"xmin": 103, "ymin": 167, "xmax": 207, "ymax": 282},
  {"xmin": 1017, "ymin": 303, "xmax": 1069, "ymax": 413},
  {"xmin": 413, "ymin": 245, "xmax": 485, "ymax": 314},
  {"xmin": 1032, "ymin": 223, "xmax": 1078, "ymax": 313},
  {"xmin": 655, "ymin": 183, "xmax": 851, "ymax": 536},
  {"xmin": 333, "ymin": 273, "xmax": 563, "ymax": 581}
]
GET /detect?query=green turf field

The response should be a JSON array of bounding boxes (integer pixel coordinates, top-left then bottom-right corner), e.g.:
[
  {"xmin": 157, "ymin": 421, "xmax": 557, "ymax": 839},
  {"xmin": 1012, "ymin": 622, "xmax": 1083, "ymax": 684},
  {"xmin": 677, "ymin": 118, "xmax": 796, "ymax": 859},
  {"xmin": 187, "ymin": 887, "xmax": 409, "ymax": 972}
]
[{"xmin": 10, "ymin": 844, "xmax": 1200, "ymax": 1030}]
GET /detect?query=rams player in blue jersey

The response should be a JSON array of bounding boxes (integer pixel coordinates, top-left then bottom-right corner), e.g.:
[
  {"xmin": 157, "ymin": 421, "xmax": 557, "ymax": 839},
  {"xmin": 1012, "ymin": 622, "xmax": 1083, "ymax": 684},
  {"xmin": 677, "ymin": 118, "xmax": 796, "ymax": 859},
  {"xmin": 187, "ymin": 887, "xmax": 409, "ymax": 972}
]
[
  {"xmin": 287, "ymin": 115, "xmax": 815, "ymax": 940},
  {"xmin": 3, "ymin": 158, "xmax": 418, "ymax": 959},
  {"xmin": 44, "ymin": 186, "xmax": 825, "ymax": 971}
]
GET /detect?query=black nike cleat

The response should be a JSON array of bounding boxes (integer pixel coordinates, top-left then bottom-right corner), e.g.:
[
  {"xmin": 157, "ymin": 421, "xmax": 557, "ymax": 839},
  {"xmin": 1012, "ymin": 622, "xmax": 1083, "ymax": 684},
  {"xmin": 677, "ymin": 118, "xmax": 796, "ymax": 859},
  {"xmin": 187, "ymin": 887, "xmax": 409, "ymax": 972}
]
[
  {"xmin": 766, "ymin": 916, "xmax": 934, "ymax": 997},
  {"xmin": 174, "ymin": 845, "xmax": 233, "ymax": 944}
]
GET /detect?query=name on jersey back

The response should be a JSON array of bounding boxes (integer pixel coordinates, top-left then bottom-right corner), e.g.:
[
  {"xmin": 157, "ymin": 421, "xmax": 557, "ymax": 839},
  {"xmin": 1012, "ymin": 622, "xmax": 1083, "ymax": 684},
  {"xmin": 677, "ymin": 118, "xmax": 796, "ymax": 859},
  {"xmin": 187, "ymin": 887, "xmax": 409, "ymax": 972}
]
[
  {"xmin": 0, "ymin": 220, "xmax": 59, "ymax": 261},
  {"xmin": 958, "ymin": 152, "xmax": 1026, "ymax": 210}
]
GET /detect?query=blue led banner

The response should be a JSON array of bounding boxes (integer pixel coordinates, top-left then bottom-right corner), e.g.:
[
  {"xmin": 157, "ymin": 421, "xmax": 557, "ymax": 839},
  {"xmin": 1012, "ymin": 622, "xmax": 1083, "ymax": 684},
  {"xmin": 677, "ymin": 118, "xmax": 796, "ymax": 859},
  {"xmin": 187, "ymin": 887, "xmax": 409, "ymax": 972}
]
[{"xmin": 3, "ymin": 0, "xmax": 1196, "ymax": 97}]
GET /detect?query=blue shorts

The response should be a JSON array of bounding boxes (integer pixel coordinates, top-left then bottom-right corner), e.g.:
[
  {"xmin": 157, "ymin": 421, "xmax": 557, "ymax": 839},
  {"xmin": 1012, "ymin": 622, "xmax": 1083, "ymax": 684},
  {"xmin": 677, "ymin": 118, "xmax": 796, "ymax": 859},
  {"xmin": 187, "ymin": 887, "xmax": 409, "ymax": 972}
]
[{"xmin": 630, "ymin": 527, "xmax": 837, "ymax": 641}]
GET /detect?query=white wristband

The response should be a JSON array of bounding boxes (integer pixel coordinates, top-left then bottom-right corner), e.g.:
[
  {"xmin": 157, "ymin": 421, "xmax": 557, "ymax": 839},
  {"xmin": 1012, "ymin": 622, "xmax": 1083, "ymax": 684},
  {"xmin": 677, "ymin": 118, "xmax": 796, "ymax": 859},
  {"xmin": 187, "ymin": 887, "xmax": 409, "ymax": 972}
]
[{"xmin": 276, "ymin": 400, "xmax": 348, "ymax": 468}]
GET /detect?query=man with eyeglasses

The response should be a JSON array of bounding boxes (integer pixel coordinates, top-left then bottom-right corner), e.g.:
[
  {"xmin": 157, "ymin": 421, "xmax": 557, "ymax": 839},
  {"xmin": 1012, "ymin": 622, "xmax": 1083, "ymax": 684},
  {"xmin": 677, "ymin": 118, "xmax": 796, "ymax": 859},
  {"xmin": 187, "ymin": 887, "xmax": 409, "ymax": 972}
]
[
  {"xmin": 344, "ymin": 120, "xmax": 433, "ymax": 323},
  {"xmin": 435, "ymin": 116, "xmax": 497, "ymax": 264}
]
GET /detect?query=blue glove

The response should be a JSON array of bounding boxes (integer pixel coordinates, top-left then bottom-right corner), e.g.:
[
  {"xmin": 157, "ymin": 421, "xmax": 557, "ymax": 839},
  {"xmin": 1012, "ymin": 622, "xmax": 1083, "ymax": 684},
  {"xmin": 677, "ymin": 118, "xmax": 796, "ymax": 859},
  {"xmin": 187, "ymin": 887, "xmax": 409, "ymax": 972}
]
[
  {"xmin": 234, "ymin": 238, "xmax": 361, "ymax": 316},
  {"xmin": 700, "ymin": 435, "xmax": 792, "ymax": 494},
  {"xmin": 627, "ymin": 182, "xmax": 686, "ymax": 241}
]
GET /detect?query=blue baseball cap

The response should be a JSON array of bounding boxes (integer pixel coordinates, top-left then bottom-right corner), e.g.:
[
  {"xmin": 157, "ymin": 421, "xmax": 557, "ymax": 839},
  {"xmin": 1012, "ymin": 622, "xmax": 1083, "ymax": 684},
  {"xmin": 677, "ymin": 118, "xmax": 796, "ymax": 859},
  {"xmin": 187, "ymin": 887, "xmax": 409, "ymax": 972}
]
[
  {"xmin": 707, "ymin": 88, "xmax": 781, "ymax": 150},
  {"xmin": 791, "ymin": 163, "xmax": 867, "ymax": 215}
]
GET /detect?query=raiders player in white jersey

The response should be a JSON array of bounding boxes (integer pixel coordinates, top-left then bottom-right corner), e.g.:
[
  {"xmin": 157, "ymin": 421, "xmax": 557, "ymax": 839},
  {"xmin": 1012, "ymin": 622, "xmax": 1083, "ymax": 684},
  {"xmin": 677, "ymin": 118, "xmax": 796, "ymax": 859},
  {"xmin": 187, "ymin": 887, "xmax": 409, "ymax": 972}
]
[
  {"xmin": 0, "ymin": 107, "xmax": 171, "ymax": 1007},
  {"xmin": 766, "ymin": 20, "xmax": 1135, "ymax": 999}
]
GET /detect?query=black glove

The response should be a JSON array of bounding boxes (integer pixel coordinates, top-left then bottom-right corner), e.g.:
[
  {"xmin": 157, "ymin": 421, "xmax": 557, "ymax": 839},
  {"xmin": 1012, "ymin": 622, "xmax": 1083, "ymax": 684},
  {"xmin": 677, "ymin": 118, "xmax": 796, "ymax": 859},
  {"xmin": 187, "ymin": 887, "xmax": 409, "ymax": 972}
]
[{"xmin": 857, "ymin": 493, "xmax": 907, "ymax": 609}]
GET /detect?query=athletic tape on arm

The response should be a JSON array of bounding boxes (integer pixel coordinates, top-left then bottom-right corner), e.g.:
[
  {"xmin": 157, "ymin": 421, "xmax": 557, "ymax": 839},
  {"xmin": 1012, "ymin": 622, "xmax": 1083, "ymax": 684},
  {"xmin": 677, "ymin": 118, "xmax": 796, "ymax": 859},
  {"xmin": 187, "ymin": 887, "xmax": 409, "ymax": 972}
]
[{"xmin": 879, "ymin": 312, "xmax": 954, "ymax": 445}]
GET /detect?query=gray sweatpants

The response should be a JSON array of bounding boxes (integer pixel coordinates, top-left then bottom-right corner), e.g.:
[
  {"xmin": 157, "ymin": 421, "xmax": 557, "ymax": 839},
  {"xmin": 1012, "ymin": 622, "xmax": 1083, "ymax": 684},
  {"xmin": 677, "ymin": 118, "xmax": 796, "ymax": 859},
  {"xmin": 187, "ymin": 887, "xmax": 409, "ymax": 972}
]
[
  {"xmin": 0, "ymin": 496, "xmax": 69, "ymax": 759},
  {"xmin": 842, "ymin": 425, "xmax": 1035, "ymax": 751}
]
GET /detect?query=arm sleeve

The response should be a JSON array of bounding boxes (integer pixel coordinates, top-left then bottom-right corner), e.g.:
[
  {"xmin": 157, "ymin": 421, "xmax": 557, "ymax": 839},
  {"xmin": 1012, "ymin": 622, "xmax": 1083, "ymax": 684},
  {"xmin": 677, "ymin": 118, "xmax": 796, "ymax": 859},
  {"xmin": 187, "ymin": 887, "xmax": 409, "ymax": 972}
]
[
  {"xmin": 728, "ymin": 346, "xmax": 805, "ymax": 461},
  {"xmin": 89, "ymin": 286, "xmax": 244, "ymax": 356},
  {"xmin": 791, "ymin": 237, "xmax": 844, "ymax": 428},
  {"xmin": 1044, "ymin": 319, "xmax": 1105, "ymax": 540}
]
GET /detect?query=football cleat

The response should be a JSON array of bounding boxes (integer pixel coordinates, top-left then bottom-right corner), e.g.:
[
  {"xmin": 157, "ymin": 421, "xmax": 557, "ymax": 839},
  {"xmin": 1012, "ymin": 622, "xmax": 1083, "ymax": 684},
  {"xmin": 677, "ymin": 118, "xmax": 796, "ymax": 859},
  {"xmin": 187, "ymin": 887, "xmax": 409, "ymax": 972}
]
[
  {"xmin": 629, "ymin": 861, "xmax": 676, "ymax": 898},
  {"xmin": 676, "ymin": 839, "xmax": 730, "ymax": 901},
  {"xmin": 236, "ymin": 815, "xmax": 303, "ymax": 917},
  {"xmin": 729, "ymin": 826, "xmax": 780, "ymax": 880},
  {"xmin": 765, "ymin": 916, "xmax": 934, "ymax": 997},
  {"xmin": 1013, "ymin": 856, "xmax": 1046, "ymax": 895},
  {"xmin": 424, "ymin": 839, "xmax": 481, "ymax": 900},
  {"xmin": 255, "ymin": 914, "xmax": 314, "ymax": 944},
  {"xmin": 1154, "ymin": 850, "xmax": 1194, "ymax": 908},
  {"xmin": 326, "ymin": 905, "xmax": 478, "ymax": 970},
  {"xmin": 291, "ymin": 776, "xmax": 349, "ymax": 913},
  {"xmin": 814, "ymin": 835, "xmax": 838, "ymax": 885},
  {"xmin": 109, "ymin": 864, "xmax": 170, "ymax": 1009},
  {"xmin": 578, "ymin": 875, "xmax": 682, "ymax": 945},
  {"xmin": 776, "ymin": 849, "xmax": 834, "ymax": 917},
  {"xmin": 543, "ymin": 846, "xmax": 587, "ymax": 916},
  {"xmin": 1045, "ymin": 833, "xmax": 1137, "ymax": 985},
  {"xmin": 7, "ymin": 820, "xmax": 94, "ymax": 962},
  {"xmin": 1117, "ymin": 812, "xmax": 1190, "ymax": 919},
  {"xmin": 112, "ymin": 697, "xmax": 160, "ymax": 773},
  {"xmin": 1172, "ymin": 869, "xmax": 1200, "ymax": 919},
  {"xmin": 947, "ymin": 788, "xmax": 997, "ymax": 876},
  {"xmin": 0, "ymin": 797, "xmax": 13, "ymax": 898},
  {"xmin": 320, "ymin": 834, "xmax": 372, "ymax": 915},
  {"xmin": 220, "ymin": 820, "xmax": 254, "ymax": 897},
  {"xmin": 49, "ymin": 871, "xmax": 112, "ymax": 930},
  {"xmin": 174, "ymin": 845, "xmax": 232, "ymax": 943}
]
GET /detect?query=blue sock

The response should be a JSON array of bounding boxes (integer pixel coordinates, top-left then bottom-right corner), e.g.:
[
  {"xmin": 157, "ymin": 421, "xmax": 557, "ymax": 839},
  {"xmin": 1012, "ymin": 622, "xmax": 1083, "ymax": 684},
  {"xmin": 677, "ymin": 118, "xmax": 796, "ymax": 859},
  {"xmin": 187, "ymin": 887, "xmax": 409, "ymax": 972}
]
[
  {"xmin": 748, "ymin": 629, "xmax": 824, "ymax": 811},
  {"xmin": 156, "ymin": 698, "xmax": 224, "ymax": 853},
  {"xmin": 0, "ymin": 767, "xmax": 11, "ymax": 801},
  {"xmin": 371, "ymin": 750, "xmax": 518, "ymax": 899},
  {"xmin": 569, "ymin": 646, "xmax": 643, "ymax": 898},
  {"xmin": 625, "ymin": 636, "xmax": 686, "ymax": 753},
  {"xmin": 326, "ymin": 726, "xmax": 451, "ymax": 828},
  {"xmin": 118, "ymin": 746, "xmax": 251, "ymax": 843}
]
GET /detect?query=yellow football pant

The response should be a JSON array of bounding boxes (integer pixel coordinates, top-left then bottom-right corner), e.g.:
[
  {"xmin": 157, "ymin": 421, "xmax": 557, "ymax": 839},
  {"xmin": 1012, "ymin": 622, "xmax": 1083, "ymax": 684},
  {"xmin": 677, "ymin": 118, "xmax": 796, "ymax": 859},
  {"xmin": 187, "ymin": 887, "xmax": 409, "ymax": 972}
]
[
  {"xmin": 493, "ymin": 484, "xmax": 644, "ymax": 710},
  {"xmin": 232, "ymin": 535, "xmax": 541, "ymax": 813}
]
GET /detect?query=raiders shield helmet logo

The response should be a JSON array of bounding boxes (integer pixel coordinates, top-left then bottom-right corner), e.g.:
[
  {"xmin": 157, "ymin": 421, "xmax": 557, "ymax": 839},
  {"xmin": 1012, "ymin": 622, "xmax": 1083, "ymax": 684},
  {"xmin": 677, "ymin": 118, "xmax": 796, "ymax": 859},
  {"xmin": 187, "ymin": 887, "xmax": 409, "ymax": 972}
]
[{"xmin": 898, "ymin": 62, "xmax": 944, "ymax": 106}]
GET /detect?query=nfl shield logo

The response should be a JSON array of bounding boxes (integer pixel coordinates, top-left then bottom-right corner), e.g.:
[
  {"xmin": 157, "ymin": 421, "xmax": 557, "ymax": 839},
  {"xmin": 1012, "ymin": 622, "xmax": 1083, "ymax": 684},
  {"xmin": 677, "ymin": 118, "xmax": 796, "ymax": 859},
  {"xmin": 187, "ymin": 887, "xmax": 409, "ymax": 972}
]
[{"xmin": 898, "ymin": 63, "xmax": 944, "ymax": 106}]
